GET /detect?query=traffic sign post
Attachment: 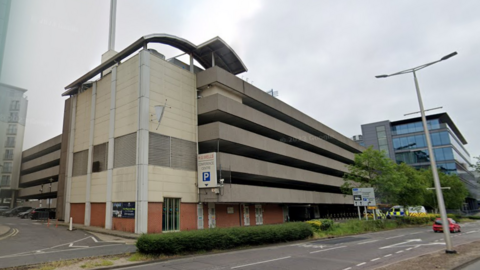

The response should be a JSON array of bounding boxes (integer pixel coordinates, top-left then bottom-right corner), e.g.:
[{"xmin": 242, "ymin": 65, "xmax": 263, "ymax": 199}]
[{"xmin": 352, "ymin": 188, "xmax": 376, "ymax": 220}]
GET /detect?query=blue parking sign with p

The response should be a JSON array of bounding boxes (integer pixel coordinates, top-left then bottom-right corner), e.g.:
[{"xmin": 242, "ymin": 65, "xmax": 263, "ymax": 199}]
[{"xmin": 203, "ymin": 172, "xmax": 210, "ymax": 182}]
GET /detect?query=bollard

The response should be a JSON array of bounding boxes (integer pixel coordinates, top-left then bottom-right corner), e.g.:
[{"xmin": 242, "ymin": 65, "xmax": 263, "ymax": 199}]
[
  {"xmin": 47, "ymin": 218, "xmax": 50, "ymax": 227},
  {"xmin": 56, "ymin": 219, "xmax": 58, "ymax": 228},
  {"xmin": 69, "ymin": 217, "xmax": 73, "ymax": 231}
]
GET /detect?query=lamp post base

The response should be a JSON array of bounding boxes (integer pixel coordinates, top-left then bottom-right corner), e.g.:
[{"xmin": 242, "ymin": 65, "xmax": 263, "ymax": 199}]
[{"xmin": 446, "ymin": 250, "xmax": 457, "ymax": 254}]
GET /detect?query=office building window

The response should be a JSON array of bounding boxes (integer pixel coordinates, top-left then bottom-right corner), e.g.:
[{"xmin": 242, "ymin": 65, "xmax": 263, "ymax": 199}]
[
  {"xmin": 0, "ymin": 175, "xmax": 10, "ymax": 186},
  {"xmin": 92, "ymin": 143, "xmax": 108, "ymax": 172},
  {"xmin": 4, "ymin": 149, "xmax": 13, "ymax": 160},
  {"xmin": 9, "ymin": 112, "xmax": 19, "ymax": 123},
  {"xmin": 162, "ymin": 198, "xmax": 180, "ymax": 232},
  {"xmin": 391, "ymin": 119, "xmax": 441, "ymax": 135},
  {"xmin": 7, "ymin": 124, "xmax": 17, "ymax": 135},
  {"xmin": 10, "ymin": 100, "xmax": 20, "ymax": 111},
  {"xmin": 2, "ymin": 162, "xmax": 12, "ymax": 173},
  {"xmin": 376, "ymin": 126, "xmax": 389, "ymax": 156}
]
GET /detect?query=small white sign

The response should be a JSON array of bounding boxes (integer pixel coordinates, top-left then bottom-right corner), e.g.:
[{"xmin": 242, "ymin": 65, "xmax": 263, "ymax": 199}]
[
  {"xmin": 352, "ymin": 188, "xmax": 376, "ymax": 206},
  {"xmin": 198, "ymin": 153, "xmax": 217, "ymax": 188}
]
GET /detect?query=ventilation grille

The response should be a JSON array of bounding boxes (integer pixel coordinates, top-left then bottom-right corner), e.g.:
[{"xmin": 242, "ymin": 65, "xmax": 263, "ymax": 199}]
[
  {"xmin": 114, "ymin": 133, "xmax": 137, "ymax": 168},
  {"xmin": 72, "ymin": 150, "xmax": 88, "ymax": 176},
  {"xmin": 149, "ymin": 133, "xmax": 170, "ymax": 167},
  {"xmin": 93, "ymin": 143, "xmax": 108, "ymax": 172},
  {"xmin": 171, "ymin": 137, "xmax": 196, "ymax": 171}
]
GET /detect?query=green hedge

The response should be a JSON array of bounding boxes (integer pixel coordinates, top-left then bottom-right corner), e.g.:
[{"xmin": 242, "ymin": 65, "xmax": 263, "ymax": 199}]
[{"xmin": 136, "ymin": 222, "xmax": 313, "ymax": 255}]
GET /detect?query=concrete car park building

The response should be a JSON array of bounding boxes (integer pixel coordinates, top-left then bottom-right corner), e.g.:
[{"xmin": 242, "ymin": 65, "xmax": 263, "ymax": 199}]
[
  {"xmin": 360, "ymin": 113, "xmax": 479, "ymax": 210},
  {"xmin": 60, "ymin": 34, "xmax": 365, "ymax": 234}
]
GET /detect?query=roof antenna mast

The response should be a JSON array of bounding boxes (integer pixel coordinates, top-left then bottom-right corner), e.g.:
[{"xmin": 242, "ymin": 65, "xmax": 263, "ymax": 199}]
[{"xmin": 108, "ymin": 0, "xmax": 117, "ymax": 51}]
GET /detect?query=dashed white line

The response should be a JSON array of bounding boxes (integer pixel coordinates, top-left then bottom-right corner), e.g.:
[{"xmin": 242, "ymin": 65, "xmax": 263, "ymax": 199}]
[
  {"xmin": 406, "ymin": 248, "xmax": 413, "ymax": 251},
  {"xmin": 466, "ymin": 231, "xmax": 476, "ymax": 234},
  {"xmin": 310, "ymin": 245, "xmax": 347, "ymax": 254},
  {"xmin": 396, "ymin": 250, "xmax": 404, "ymax": 254},
  {"xmin": 371, "ymin": 258, "xmax": 380, "ymax": 261},
  {"xmin": 358, "ymin": 240, "xmax": 378, "ymax": 245},
  {"xmin": 409, "ymin": 232, "xmax": 422, "ymax": 235},
  {"xmin": 357, "ymin": 262, "xmax": 366, "ymax": 266},
  {"xmin": 231, "ymin": 256, "xmax": 291, "ymax": 269},
  {"xmin": 342, "ymin": 268, "xmax": 352, "ymax": 270},
  {"xmin": 384, "ymin": 254, "xmax": 392, "ymax": 257},
  {"xmin": 386, "ymin": 234, "xmax": 406, "ymax": 239}
]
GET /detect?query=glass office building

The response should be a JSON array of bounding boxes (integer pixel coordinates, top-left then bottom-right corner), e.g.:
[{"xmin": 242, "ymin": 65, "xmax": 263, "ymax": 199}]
[{"xmin": 360, "ymin": 113, "xmax": 478, "ymax": 211}]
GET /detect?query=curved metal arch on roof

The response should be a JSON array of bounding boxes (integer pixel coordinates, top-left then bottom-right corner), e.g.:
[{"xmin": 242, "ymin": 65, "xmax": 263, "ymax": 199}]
[{"xmin": 64, "ymin": 34, "xmax": 248, "ymax": 95}]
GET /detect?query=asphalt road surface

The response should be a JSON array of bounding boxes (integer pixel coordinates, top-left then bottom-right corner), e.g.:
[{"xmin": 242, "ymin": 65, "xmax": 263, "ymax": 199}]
[
  {"xmin": 120, "ymin": 221, "xmax": 480, "ymax": 270},
  {"xmin": 0, "ymin": 216, "xmax": 136, "ymax": 268}
]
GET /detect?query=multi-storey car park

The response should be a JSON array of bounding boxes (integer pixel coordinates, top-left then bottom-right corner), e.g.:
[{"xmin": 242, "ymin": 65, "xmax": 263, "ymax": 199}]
[{"xmin": 57, "ymin": 34, "xmax": 365, "ymax": 234}]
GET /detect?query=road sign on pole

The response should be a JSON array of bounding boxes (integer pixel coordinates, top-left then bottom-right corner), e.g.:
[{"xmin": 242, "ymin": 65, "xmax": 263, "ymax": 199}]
[{"xmin": 352, "ymin": 188, "xmax": 376, "ymax": 206}]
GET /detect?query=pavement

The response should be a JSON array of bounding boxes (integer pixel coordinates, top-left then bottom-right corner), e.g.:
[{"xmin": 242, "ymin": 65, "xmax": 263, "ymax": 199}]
[
  {"xmin": 0, "ymin": 224, "xmax": 10, "ymax": 237},
  {"xmin": 55, "ymin": 221, "xmax": 140, "ymax": 241}
]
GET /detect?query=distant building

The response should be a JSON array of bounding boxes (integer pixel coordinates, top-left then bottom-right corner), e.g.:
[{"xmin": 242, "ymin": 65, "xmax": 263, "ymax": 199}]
[
  {"xmin": 0, "ymin": 83, "xmax": 28, "ymax": 207},
  {"xmin": 351, "ymin": 135, "xmax": 364, "ymax": 147},
  {"xmin": 360, "ymin": 113, "xmax": 478, "ymax": 210},
  {"xmin": 0, "ymin": 0, "xmax": 11, "ymax": 77}
]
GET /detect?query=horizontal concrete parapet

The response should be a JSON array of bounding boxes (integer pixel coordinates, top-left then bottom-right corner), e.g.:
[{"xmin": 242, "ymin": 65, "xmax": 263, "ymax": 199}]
[
  {"xmin": 199, "ymin": 122, "xmax": 348, "ymax": 175},
  {"xmin": 22, "ymin": 135, "xmax": 62, "ymax": 160},
  {"xmin": 197, "ymin": 67, "xmax": 365, "ymax": 153},
  {"xmin": 199, "ymin": 184, "xmax": 353, "ymax": 204},
  {"xmin": 216, "ymin": 152, "xmax": 344, "ymax": 187},
  {"xmin": 18, "ymin": 182, "xmax": 58, "ymax": 198},
  {"xmin": 20, "ymin": 166, "xmax": 60, "ymax": 185},
  {"xmin": 21, "ymin": 150, "xmax": 61, "ymax": 172},
  {"xmin": 198, "ymin": 94, "xmax": 355, "ymax": 162}
]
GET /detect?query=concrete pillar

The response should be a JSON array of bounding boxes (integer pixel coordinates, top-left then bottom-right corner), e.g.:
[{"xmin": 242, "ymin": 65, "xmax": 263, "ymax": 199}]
[
  {"xmin": 105, "ymin": 66, "xmax": 117, "ymax": 230},
  {"xmin": 135, "ymin": 50, "xmax": 150, "ymax": 234},
  {"xmin": 64, "ymin": 95, "xmax": 77, "ymax": 221},
  {"xmin": 85, "ymin": 82, "xmax": 97, "ymax": 226}
]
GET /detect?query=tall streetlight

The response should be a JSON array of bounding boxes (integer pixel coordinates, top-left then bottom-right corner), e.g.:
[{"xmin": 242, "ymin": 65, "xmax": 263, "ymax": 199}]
[{"xmin": 376, "ymin": 51, "xmax": 458, "ymax": 254}]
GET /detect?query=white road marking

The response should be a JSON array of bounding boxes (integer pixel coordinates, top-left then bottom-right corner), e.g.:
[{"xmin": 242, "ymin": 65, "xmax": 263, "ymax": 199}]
[
  {"xmin": 342, "ymin": 268, "xmax": 352, "ymax": 270},
  {"xmin": 386, "ymin": 235, "xmax": 405, "ymax": 239},
  {"xmin": 0, "ymin": 243, "xmax": 123, "ymax": 259},
  {"xmin": 406, "ymin": 248, "xmax": 413, "ymax": 251},
  {"xmin": 409, "ymin": 232, "xmax": 422, "ymax": 235},
  {"xmin": 466, "ymin": 231, "xmax": 476, "ymax": 234},
  {"xmin": 310, "ymin": 246, "xmax": 347, "ymax": 254},
  {"xmin": 0, "ymin": 228, "xmax": 18, "ymax": 241},
  {"xmin": 384, "ymin": 254, "xmax": 392, "ymax": 257},
  {"xmin": 371, "ymin": 258, "xmax": 380, "ymax": 261},
  {"xmin": 380, "ymin": 239, "xmax": 421, "ymax": 249},
  {"xmin": 91, "ymin": 237, "xmax": 98, "ymax": 243},
  {"xmin": 357, "ymin": 262, "xmax": 366, "ymax": 266},
  {"xmin": 231, "ymin": 256, "xmax": 291, "ymax": 269},
  {"xmin": 358, "ymin": 240, "xmax": 378, "ymax": 245},
  {"xmin": 396, "ymin": 251, "xmax": 404, "ymax": 254}
]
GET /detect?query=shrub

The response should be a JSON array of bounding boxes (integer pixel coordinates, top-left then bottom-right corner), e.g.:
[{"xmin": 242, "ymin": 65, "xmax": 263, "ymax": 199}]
[
  {"xmin": 136, "ymin": 222, "xmax": 313, "ymax": 255},
  {"xmin": 468, "ymin": 216, "xmax": 480, "ymax": 220},
  {"xmin": 306, "ymin": 220, "xmax": 322, "ymax": 231}
]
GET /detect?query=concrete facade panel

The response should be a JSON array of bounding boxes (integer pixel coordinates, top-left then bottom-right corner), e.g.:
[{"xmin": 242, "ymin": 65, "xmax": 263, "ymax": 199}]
[
  {"xmin": 148, "ymin": 165, "xmax": 197, "ymax": 203},
  {"xmin": 70, "ymin": 175, "xmax": 86, "ymax": 203},
  {"xmin": 22, "ymin": 135, "xmax": 61, "ymax": 160},
  {"xmin": 20, "ymin": 166, "xmax": 59, "ymax": 185},
  {"xmin": 93, "ymin": 74, "xmax": 111, "ymax": 145},
  {"xmin": 112, "ymin": 166, "xmax": 136, "ymax": 202},
  {"xmin": 73, "ymin": 88, "xmax": 91, "ymax": 153},
  {"xmin": 21, "ymin": 150, "xmax": 60, "ymax": 172},
  {"xmin": 91, "ymin": 171, "xmax": 107, "ymax": 202},
  {"xmin": 18, "ymin": 182, "xmax": 58, "ymax": 198}
]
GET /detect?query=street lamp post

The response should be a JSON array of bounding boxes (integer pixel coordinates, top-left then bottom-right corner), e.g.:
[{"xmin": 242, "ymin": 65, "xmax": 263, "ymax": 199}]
[
  {"xmin": 376, "ymin": 52, "xmax": 458, "ymax": 254},
  {"xmin": 48, "ymin": 178, "xmax": 53, "ymax": 210}
]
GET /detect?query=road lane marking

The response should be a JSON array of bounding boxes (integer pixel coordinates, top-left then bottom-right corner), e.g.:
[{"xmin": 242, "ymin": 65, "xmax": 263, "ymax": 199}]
[
  {"xmin": 92, "ymin": 237, "xmax": 98, "ymax": 243},
  {"xmin": 371, "ymin": 258, "xmax": 380, "ymax": 261},
  {"xmin": 406, "ymin": 248, "xmax": 413, "ymax": 251},
  {"xmin": 396, "ymin": 251, "xmax": 404, "ymax": 254},
  {"xmin": 358, "ymin": 240, "xmax": 378, "ymax": 245},
  {"xmin": 379, "ymin": 239, "xmax": 421, "ymax": 249},
  {"xmin": 357, "ymin": 262, "xmax": 366, "ymax": 266},
  {"xmin": 384, "ymin": 254, "xmax": 392, "ymax": 257},
  {"xmin": 0, "ymin": 228, "xmax": 18, "ymax": 241},
  {"xmin": 386, "ymin": 235, "xmax": 405, "ymax": 239},
  {"xmin": 409, "ymin": 232, "xmax": 422, "ymax": 235},
  {"xmin": 343, "ymin": 268, "xmax": 352, "ymax": 270},
  {"xmin": 310, "ymin": 245, "xmax": 347, "ymax": 254},
  {"xmin": 0, "ymin": 243, "xmax": 124, "ymax": 259},
  {"xmin": 231, "ymin": 256, "xmax": 291, "ymax": 269},
  {"xmin": 466, "ymin": 231, "xmax": 476, "ymax": 234}
]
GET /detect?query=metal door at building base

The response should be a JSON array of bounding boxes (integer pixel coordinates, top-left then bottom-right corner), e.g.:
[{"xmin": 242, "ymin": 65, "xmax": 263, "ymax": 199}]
[
  {"xmin": 243, "ymin": 204, "xmax": 250, "ymax": 226},
  {"xmin": 255, "ymin": 204, "xmax": 263, "ymax": 225},
  {"xmin": 208, "ymin": 203, "xmax": 216, "ymax": 228}
]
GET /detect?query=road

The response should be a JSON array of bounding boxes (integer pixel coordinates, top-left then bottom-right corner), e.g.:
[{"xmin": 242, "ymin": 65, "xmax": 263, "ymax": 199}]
[
  {"xmin": 0, "ymin": 216, "xmax": 136, "ymax": 268},
  {"xmin": 122, "ymin": 221, "xmax": 480, "ymax": 270}
]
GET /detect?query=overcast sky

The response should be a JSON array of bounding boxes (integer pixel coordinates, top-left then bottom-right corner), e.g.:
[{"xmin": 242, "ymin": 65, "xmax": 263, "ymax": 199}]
[{"xmin": 2, "ymin": 0, "xmax": 479, "ymax": 162}]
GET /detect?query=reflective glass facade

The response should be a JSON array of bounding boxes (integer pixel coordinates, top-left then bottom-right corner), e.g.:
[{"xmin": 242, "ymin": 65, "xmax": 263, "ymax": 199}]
[{"xmin": 391, "ymin": 119, "xmax": 440, "ymax": 135}]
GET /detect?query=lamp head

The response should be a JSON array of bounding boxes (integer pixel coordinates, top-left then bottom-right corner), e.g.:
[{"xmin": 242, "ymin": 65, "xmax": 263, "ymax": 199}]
[
  {"xmin": 375, "ymin": 75, "xmax": 389, "ymax": 78},
  {"xmin": 440, "ymin": 52, "xmax": 458, "ymax": 61}
]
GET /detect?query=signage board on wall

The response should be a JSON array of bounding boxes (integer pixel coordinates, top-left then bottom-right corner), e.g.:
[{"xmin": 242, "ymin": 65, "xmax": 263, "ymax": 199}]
[
  {"xmin": 198, "ymin": 153, "xmax": 217, "ymax": 188},
  {"xmin": 112, "ymin": 202, "xmax": 136, "ymax": 218}
]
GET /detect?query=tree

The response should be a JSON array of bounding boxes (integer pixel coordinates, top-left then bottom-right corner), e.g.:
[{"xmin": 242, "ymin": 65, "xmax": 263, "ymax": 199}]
[
  {"xmin": 420, "ymin": 169, "xmax": 469, "ymax": 210},
  {"xmin": 396, "ymin": 163, "xmax": 429, "ymax": 206},
  {"xmin": 342, "ymin": 147, "xmax": 407, "ymax": 204}
]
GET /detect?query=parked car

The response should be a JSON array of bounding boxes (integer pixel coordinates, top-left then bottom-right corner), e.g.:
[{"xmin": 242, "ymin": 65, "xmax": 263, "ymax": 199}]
[
  {"xmin": 0, "ymin": 206, "xmax": 10, "ymax": 215},
  {"xmin": 17, "ymin": 208, "xmax": 34, "ymax": 219},
  {"xmin": 30, "ymin": 208, "xmax": 56, "ymax": 220},
  {"xmin": 2, "ymin": 206, "xmax": 32, "ymax": 217},
  {"xmin": 433, "ymin": 218, "xmax": 461, "ymax": 233}
]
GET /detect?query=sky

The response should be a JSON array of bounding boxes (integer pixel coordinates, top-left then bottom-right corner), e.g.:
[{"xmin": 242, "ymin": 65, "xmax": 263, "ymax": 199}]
[{"xmin": 1, "ymin": 0, "xmax": 479, "ymax": 162}]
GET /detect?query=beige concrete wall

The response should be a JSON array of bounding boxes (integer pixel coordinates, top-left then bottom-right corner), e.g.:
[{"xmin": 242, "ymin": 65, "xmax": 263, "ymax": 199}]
[
  {"xmin": 20, "ymin": 166, "xmax": 59, "ymax": 185},
  {"xmin": 148, "ymin": 165, "xmax": 197, "ymax": 203},
  {"xmin": 70, "ymin": 175, "xmax": 87, "ymax": 203},
  {"xmin": 90, "ymin": 171, "xmax": 107, "ymax": 202},
  {"xmin": 22, "ymin": 135, "xmax": 61, "ymax": 159},
  {"xmin": 112, "ymin": 166, "xmax": 136, "ymax": 202},
  {"xmin": 149, "ymin": 54, "xmax": 197, "ymax": 142},
  {"xmin": 73, "ymin": 87, "xmax": 92, "ymax": 152},
  {"xmin": 200, "ymin": 184, "xmax": 353, "ymax": 204},
  {"xmin": 201, "ymin": 84, "xmax": 242, "ymax": 103},
  {"xmin": 94, "ymin": 73, "xmax": 112, "ymax": 145},
  {"xmin": 18, "ymin": 182, "xmax": 58, "ymax": 197},
  {"xmin": 115, "ymin": 56, "xmax": 139, "ymax": 138}
]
